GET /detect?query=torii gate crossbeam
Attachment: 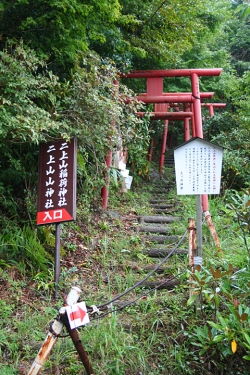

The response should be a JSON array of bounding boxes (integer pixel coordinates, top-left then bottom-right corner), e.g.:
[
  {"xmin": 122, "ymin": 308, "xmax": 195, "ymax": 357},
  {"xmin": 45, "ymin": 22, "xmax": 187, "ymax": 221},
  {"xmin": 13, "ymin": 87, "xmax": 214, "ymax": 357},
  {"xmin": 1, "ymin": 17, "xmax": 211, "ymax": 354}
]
[{"xmin": 123, "ymin": 68, "xmax": 222, "ymax": 78}]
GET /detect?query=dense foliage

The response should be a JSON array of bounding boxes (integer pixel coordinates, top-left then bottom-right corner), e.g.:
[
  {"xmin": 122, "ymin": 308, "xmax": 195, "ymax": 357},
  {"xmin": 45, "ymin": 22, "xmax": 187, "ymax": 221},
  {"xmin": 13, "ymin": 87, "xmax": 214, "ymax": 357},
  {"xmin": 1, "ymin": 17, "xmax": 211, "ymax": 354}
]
[
  {"xmin": 0, "ymin": 0, "xmax": 231, "ymax": 74},
  {"xmin": 1, "ymin": 0, "xmax": 250, "ymax": 372},
  {"xmin": 0, "ymin": 42, "xmax": 147, "ymax": 226}
]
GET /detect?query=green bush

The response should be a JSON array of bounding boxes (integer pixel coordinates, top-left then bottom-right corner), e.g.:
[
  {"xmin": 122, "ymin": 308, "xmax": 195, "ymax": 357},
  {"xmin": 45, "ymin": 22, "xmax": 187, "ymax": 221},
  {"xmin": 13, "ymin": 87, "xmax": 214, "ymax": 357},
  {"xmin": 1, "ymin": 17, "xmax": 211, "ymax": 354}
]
[{"xmin": 0, "ymin": 225, "xmax": 52, "ymax": 272}]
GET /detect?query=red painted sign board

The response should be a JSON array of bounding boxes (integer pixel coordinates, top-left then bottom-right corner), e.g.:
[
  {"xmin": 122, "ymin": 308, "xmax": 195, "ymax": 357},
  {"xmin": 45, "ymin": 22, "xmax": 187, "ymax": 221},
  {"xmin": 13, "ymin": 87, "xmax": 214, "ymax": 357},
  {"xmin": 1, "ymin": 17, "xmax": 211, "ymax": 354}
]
[
  {"xmin": 36, "ymin": 138, "xmax": 77, "ymax": 225},
  {"xmin": 66, "ymin": 302, "xmax": 90, "ymax": 329}
]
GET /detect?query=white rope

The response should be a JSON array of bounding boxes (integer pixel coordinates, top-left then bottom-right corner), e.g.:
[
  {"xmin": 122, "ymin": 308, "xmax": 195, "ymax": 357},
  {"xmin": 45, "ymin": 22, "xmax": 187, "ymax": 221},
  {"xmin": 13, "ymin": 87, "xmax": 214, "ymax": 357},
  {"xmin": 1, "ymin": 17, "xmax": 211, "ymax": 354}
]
[{"xmin": 194, "ymin": 256, "xmax": 202, "ymax": 266}]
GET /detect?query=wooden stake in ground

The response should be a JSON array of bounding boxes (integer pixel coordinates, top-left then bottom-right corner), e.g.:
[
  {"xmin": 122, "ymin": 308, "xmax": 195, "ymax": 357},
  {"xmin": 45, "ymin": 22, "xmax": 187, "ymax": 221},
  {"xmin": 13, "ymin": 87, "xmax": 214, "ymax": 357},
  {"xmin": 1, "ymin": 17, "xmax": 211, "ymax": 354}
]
[
  {"xmin": 196, "ymin": 195, "xmax": 202, "ymax": 268},
  {"xmin": 188, "ymin": 217, "xmax": 196, "ymax": 298},
  {"xmin": 27, "ymin": 287, "xmax": 92, "ymax": 375},
  {"xmin": 204, "ymin": 210, "xmax": 222, "ymax": 252}
]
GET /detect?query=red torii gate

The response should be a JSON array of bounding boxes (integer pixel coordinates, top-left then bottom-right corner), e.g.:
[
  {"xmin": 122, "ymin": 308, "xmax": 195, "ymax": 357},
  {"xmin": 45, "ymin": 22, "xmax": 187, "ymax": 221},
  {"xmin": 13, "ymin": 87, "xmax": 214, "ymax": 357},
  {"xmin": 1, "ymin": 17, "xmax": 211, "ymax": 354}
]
[
  {"xmin": 122, "ymin": 69, "xmax": 225, "ymax": 251},
  {"xmin": 125, "ymin": 68, "xmax": 222, "ymax": 140},
  {"xmin": 102, "ymin": 67, "xmax": 225, "ymax": 247},
  {"xmin": 137, "ymin": 92, "xmax": 214, "ymax": 164},
  {"xmin": 202, "ymin": 103, "xmax": 227, "ymax": 116},
  {"xmin": 124, "ymin": 68, "xmax": 223, "ymax": 212},
  {"xmin": 142, "ymin": 101, "xmax": 226, "ymax": 172}
]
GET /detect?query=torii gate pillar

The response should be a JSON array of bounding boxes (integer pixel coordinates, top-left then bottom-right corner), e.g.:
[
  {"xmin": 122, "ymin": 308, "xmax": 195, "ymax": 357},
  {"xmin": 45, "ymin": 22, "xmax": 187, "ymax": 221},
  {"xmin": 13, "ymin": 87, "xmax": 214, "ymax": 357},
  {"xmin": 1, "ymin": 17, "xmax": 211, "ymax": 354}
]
[
  {"xmin": 155, "ymin": 103, "xmax": 169, "ymax": 174},
  {"xmin": 147, "ymin": 78, "xmax": 164, "ymax": 167},
  {"xmin": 184, "ymin": 104, "xmax": 191, "ymax": 141},
  {"xmin": 191, "ymin": 73, "xmax": 203, "ymax": 138},
  {"xmin": 190, "ymin": 73, "xmax": 209, "ymax": 211},
  {"xmin": 147, "ymin": 77, "xmax": 163, "ymax": 95}
]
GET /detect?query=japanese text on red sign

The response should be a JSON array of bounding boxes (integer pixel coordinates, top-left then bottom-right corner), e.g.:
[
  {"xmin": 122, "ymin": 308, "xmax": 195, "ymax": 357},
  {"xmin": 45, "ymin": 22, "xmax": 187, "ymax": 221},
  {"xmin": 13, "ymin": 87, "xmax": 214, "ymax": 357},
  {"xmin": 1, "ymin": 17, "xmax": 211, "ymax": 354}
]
[{"xmin": 37, "ymin": 139, "xmax": 76, "ymax": 225}]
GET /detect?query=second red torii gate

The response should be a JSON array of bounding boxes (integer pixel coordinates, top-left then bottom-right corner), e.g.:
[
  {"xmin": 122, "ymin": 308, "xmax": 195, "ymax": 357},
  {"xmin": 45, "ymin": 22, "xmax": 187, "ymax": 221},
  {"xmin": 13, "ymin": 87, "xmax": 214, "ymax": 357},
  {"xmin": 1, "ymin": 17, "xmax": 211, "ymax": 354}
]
[
  {"xmin": 202, "ymin": 103, "xmax": 227, "ymax": 116},
  {"xmin": 136, "ymin": 92, "xmax": 216, "ymax": 166}
]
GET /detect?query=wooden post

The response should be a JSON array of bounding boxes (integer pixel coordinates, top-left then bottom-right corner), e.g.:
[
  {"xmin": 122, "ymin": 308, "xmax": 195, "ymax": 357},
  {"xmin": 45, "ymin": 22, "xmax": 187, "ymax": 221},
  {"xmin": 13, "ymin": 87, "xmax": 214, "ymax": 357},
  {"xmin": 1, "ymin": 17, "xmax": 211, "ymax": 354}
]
[
  {"xmin": 188, "ymin": 218, "xmax": 196, "ymax": 298},
  {"xmin": 101, "ymin": 149, "xmax": 113, "ymax": 209},
  {"xmin": 196, "ymin": 195, "xmax": 202, "ymax": 268},
  {"xmin": 27, "ymin": 287, "xmax": 81, "ymax": 375},
  {"xmin": 148, "ymin": 138, "xmax": 155, "ymax": 161},
  {"xmin": 64, "ymin": 325, "xmax": 95, "ymax": 375},
  {"xmin": 195, "ymin": 196, "xmax": 203, "ymax": 313},
  {"xmin": 54, "ymin": 223, "xmax": 60, "ymax": 299},
  {"xmin": 204, "ymin": 210, "xmax": 222, "ymax": 252}
]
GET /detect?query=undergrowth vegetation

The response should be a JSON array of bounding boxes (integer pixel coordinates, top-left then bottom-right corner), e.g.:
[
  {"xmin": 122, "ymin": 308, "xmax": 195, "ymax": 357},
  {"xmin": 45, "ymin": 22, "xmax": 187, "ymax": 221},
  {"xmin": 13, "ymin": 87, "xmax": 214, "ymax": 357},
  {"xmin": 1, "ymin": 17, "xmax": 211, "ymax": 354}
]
[{"xmin": 0, "ymin": 167, "xmax": 250, "ymax": 375}]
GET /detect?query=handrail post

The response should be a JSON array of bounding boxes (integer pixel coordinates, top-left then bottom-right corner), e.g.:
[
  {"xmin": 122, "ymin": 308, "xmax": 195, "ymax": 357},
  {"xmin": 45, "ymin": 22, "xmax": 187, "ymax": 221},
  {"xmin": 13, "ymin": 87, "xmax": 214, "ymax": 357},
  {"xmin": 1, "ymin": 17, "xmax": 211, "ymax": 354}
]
[
  {"xmin": 188, "ymin": 218, "xmax": 196, "ymax": 298},
  {"xmin": 27, "ymin": 287, "xmax": 81, "ymax": 375}
]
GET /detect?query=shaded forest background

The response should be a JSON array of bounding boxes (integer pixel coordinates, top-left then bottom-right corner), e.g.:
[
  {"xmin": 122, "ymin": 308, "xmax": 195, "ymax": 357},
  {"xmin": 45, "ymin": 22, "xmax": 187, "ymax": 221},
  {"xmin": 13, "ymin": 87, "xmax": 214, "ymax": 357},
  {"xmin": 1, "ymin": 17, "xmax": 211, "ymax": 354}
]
[{"xmin": 0, "ymin": 0, "xmax": 250, "ymax": 267}]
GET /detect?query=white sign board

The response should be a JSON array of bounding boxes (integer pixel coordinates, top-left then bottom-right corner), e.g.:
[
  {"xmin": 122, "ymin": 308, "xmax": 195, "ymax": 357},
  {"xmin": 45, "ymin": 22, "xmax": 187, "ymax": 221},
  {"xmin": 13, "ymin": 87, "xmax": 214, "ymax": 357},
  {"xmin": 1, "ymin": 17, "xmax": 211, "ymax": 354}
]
[
  {"xmin": 174, "ymin": 138, "xmax": 223, "ymax": 195},
  {"xmin": 66, "ymin": 301, "xmax": 90, "ymax": 329}
]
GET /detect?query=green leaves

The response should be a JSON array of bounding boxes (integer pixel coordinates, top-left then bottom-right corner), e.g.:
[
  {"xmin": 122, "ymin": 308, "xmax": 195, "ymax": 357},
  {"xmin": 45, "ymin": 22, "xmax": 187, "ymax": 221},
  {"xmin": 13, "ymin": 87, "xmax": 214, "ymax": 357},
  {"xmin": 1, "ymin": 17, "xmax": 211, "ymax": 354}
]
[
  {"xmin": 0, "ymin": 42, "xmax": 68, "ymax": 143},
  {"xmin": 0, "ymin": 38, "xmax": 152, "ymax": 227},
  {"xmin": 235, "ymin": 2, "xmax": 250, "ymax": 21},
  {"xmin": 0, "ymin": 0, "xmax": 121, "ymax": 73},
  {"xmin": 188, "ymin": 263, "xmax": 250, "ymax": 360},
  {"xmin": 187, "ymin": 294, "xmax": 198, "ymax": 307},
  {"xmin": 0, "ymin": 0, "xmax": 231, "ymax": 73},
  {"xmin": 0, "ymin": 225, "xmax": 53, "ymax": 272}
]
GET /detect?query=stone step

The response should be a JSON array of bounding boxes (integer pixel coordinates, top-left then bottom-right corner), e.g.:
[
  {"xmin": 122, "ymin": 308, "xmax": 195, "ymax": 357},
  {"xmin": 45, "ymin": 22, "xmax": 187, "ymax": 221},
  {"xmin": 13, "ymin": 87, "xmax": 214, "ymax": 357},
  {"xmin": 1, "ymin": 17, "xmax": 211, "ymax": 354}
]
[
  {"xmin": 140, "ymin": 264, "xmax": 172, "ymax": 274},
  {"xmin": 137, "ymin": 225, "xmax": 170, "ymax": 234},
  {"xmin": 150, "ymin": 204, "xmax": 174, "ymax": 209},
  {"xmin": 145, "ymin": 247, "xmax": 188, "ymax": 257},
  {"xmin": 153, "ymin": 208, "xmax": 175, "ymax": 214},
  {"xmin": 150, "ymin": 200, "xmax": 170, "ymax": 204},
  {"xmin": 139, "ymin": 279, "xmax": 180, "ymax": 289},
  {"xmin": 139, "ymin": 215, "xmax": 179, "ymax": 223},
  {"xmin": 151, "ymin": 193, "xmax": 170, "ymax": 198},
  {"xmin": 144, "ymin": 234, "xmax": 180, "ymax": 243}
]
